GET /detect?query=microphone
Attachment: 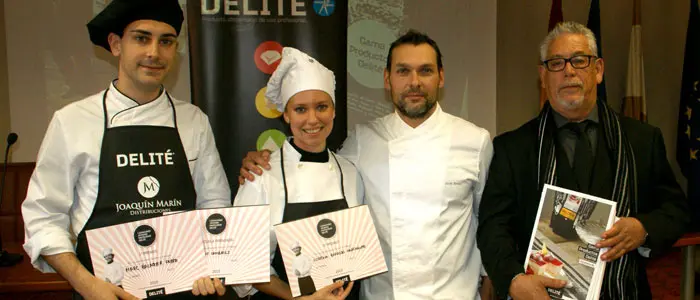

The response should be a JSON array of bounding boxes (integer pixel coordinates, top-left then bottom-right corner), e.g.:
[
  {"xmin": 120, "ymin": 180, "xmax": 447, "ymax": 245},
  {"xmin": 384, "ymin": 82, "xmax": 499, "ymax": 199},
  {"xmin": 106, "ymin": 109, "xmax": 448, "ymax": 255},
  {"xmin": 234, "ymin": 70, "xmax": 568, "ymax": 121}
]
[
  {"xmin": 0, "ymin": 132, "xmax": 23, "ymax": 267},
  {"xmin": 7, "ymin": 132, "xmax": 17, "ymax": 146}
]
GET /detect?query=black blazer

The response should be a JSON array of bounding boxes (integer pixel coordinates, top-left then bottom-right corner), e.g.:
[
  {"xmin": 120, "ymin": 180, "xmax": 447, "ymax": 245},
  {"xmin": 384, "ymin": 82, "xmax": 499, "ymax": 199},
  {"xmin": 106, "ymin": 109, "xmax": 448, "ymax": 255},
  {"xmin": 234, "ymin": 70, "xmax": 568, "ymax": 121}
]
[{"xmin": 477, "ymin": 114, "xmax": 690, "ymax": 298}]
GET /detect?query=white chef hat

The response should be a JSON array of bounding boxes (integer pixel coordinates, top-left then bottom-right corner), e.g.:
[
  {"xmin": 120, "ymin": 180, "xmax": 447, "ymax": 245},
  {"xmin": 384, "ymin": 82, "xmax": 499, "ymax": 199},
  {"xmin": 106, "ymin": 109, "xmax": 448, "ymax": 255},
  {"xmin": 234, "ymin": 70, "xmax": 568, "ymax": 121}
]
[
  {"xmin": 265, "ymin": 47, "xmax": 335, "ymax": 112},
  {"xmin": 290, "ymin": 241, "xmax": 301, "ymax": 251},
  {"xmin": 102, "ymin": 248, "xmax": 113, "ymax": 257}
]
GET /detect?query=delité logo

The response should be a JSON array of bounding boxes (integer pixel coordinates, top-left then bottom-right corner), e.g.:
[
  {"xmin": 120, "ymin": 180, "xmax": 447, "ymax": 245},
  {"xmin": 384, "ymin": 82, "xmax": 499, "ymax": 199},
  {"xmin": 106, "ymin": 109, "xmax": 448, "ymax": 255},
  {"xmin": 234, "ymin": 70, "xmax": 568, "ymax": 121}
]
[
  {"xmin": 313, "ymin": 0, "xmax": 335, "ymax": 16},
  {"xmin": 201, "ymin": 0, "xmax": 308, "ymax": 17}
]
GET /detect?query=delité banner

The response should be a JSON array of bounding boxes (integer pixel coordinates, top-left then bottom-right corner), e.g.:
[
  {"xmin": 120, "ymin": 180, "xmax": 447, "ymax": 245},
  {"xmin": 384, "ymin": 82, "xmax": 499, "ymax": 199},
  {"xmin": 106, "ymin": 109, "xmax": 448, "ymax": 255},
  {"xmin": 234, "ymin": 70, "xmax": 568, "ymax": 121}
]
[{"xmin": 187, "ymin": 0, "xmax": 348, "ymax": 196}]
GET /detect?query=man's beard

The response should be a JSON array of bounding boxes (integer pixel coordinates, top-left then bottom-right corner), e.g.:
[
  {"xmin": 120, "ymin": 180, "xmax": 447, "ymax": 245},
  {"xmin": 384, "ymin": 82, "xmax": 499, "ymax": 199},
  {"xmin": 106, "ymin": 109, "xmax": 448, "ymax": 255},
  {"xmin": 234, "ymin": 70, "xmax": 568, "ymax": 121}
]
[
  {"xmin": 555, "ymin": 95, "xmax": 585, "ymax": 110},
  {"xmin": 394, "ymin": 89, "xmax": 438, "ymax": 119},
  {"xmin": 554, "ymin": 81, "xmax": 586, "ymax": 110}
]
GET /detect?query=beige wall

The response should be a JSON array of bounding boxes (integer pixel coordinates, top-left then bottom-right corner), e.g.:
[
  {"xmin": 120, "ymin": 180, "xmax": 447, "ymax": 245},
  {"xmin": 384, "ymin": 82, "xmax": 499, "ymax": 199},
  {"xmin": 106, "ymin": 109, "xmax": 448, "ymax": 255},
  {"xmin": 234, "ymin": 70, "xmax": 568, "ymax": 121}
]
[
  {"xmin": 4, "ymin": 0, "xmax": 190, "ymax": 162},
  {"xmin": 2, "ymin": 0, "xmax": 692, "ymax": 187},
  {"xmin": 0, "ymin": 0, "xmax": 10, "ymax": 154},
  {"xmin": 347, "ymin": 0, "xmax": 497, "ymax": 136},
  {"xmin": 497, "ymin": 0, "xmax": 690, "ymax": 187}
]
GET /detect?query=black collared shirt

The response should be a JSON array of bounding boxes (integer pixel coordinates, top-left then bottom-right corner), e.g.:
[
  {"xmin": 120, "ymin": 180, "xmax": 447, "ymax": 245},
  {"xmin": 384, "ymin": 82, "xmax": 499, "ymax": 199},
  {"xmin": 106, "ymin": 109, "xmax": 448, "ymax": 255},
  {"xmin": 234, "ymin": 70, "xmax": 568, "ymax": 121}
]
[
  {"xmin": 552, "ymin": 105, "xmax": 599, "ymax": 166},
  {"xmin": 289, "ymin": 138, "xmax": 329, "ymax": 162}
]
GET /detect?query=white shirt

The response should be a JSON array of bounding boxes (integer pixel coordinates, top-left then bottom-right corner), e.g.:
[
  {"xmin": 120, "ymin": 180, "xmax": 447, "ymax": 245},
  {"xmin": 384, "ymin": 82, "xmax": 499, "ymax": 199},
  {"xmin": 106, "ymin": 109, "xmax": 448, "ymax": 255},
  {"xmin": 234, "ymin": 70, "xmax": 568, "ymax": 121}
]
[
  {"xmin": 104, "ymin": 260, "xmax": 124, "ymax": 286},
  {"xmin": 22, "ymin": 83, "xmax": 231, "ymax": 273},
  {"xmin": 338, "ymin": 104, "xmax": 493, "ymax": 300},
  {"xmin": 232, "ymin": 140, "xmax": 364, "ymax": 297},
  {"xmin": 292, "ymin": 253, "xmax": 313, "ymax": 277}
]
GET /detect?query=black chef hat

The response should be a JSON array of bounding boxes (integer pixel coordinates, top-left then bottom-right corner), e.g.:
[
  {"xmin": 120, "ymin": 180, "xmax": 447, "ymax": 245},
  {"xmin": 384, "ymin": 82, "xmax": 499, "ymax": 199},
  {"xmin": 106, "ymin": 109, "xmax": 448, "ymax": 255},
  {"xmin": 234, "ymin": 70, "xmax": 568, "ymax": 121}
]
[{"xmin": 87, "ymin": 0, "xmax": 184, "ymax": 51}]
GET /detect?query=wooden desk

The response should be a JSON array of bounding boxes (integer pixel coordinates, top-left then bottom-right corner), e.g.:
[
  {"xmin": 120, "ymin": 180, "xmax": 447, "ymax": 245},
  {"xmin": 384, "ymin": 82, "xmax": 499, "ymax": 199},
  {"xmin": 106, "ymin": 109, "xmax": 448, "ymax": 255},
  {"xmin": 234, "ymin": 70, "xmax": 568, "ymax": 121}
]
[{"xmin": 0, "ymin": 243, "xmax": 72, "ymax": 299}]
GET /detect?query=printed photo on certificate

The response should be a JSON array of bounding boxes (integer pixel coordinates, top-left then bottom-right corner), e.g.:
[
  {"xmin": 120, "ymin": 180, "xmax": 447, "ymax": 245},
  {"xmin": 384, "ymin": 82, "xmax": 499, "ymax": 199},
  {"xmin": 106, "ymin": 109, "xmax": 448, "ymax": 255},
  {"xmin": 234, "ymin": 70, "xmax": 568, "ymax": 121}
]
[
  {"xmin": 197, "ymin": 205, "xmax": 270, "ymax": 285},
  {"xmin": 86, "ymin": 211, "xmax": 207, "ymax": 298},
  {"xmin": 273, "ymin": 205, "xmax": 387, "ymax": 297}
]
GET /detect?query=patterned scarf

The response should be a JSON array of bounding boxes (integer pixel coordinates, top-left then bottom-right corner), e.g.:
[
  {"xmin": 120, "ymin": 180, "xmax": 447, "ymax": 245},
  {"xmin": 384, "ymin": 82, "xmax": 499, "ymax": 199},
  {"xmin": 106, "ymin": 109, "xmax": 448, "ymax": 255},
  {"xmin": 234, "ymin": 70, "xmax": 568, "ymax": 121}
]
[{"xmin": 536, "ymin": 100, "xmax": 639, "ymax": 299}]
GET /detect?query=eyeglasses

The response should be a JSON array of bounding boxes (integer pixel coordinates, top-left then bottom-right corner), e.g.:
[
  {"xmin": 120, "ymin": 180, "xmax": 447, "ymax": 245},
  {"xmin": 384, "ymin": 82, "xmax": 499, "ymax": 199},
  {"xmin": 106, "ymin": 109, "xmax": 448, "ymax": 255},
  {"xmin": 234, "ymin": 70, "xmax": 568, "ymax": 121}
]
[{"xmin": 542, "ymin": 55, "xmax": 597, "ymax": 72}]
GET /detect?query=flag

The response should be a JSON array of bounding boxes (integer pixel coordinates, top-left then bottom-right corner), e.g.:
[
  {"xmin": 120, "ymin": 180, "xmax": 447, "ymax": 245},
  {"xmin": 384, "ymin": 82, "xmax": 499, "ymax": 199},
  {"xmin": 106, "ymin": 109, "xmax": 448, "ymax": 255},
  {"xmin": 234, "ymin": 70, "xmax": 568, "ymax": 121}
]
[
  {"xmin": 622, "ymin": 0, "xmax": 647, "ymax": 122},
  {"xmin": 540, "ymin": 0, "xmax": 564, "ymax": 109},
  {"xmin": 676, "ymin": 0, "xmax": 700, "ymax": 229},
  {"xmin": 587, "ymin": 0, "xmax": 607, "ymax": 102}
]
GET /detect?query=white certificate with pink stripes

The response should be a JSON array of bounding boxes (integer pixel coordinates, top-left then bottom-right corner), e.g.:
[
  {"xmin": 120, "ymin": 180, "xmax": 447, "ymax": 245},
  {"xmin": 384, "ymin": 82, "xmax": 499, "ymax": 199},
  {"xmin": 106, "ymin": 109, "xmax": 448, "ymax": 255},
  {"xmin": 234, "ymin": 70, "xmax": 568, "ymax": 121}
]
[
  {"xmin": 85, "ymin": 211, "xmax": 207, "ymax": 298},
  {"xmin": 197, "ymin": 206, "xmax": 270, "ymax": 285},
  {"xmin": 273, "ymin": 205, "xmax": 387, "ymax": 297}
]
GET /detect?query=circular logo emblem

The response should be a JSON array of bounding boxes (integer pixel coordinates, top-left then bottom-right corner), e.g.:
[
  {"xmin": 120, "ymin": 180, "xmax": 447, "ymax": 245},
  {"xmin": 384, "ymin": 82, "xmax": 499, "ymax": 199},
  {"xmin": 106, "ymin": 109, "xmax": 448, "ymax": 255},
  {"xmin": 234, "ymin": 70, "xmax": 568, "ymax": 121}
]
[
  {"xmin": 137, "ymin": 176, "xmax": 160, "ymax": 199},
  {"xmin": 313, "ymin": 0, "xmax": 335, "ymax": 16},
  {"xmin": 347, "ymin": 20, "xmax": 396, "ymax": 89},
  {"xmin": 254, "ymin": 41, "xmax": 284, "ymax": 74},
  {"xmin": 134, "ymin": 225, "xmax": 156, "ymax": 247},
  {"xmin": 256, "ymin": 129, "xmax": 287, "ymax": 152},
  {"xmin": 206, "ymin": 213, "xmax": 227, "ymax": 235},
  {"xmin": 255, "ymin": 87, "xmax": 283, "ymax": 118},
  {"xmin": 317, "ymin": 218, "xmax": 337, "ymax": 238}
]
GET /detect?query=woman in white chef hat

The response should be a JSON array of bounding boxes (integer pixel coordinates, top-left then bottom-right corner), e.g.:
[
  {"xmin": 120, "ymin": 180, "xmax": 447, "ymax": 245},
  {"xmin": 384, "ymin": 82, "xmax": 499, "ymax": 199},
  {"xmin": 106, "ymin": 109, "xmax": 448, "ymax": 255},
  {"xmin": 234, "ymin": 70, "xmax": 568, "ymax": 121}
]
[{"xmin": 233, "ymin": 47, "xmax": 362, "ymax": 300}]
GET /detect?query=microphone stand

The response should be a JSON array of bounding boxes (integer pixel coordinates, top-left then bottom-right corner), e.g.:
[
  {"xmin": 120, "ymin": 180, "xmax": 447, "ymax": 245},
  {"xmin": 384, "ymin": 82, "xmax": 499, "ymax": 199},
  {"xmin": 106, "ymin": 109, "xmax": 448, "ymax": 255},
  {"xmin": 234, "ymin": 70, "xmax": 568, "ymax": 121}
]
[{"xmin": 0, "ymin": 139, "xmax": 23, "ymax": 267}]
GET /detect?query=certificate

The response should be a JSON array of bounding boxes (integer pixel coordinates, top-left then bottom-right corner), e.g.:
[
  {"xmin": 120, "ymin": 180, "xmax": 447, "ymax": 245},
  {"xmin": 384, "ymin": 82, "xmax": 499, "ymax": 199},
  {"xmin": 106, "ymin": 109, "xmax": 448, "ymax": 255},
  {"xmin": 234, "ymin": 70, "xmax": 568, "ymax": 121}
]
[
  {"xmin": 86, "ymin": 211, "xmax": 207, "ymax": 298},
  {"xmin": 273, "ymin": 205, "xmax": 387, "ymax": 297},
  {"xmin": 197, "ymin": 206, "xmax": 270, "ymax": 285}
]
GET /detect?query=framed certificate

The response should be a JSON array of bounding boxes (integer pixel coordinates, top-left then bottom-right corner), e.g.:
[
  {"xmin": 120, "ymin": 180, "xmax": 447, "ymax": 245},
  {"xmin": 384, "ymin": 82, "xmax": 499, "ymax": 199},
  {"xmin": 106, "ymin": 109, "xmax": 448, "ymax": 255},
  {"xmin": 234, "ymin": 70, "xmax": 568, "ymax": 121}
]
[
  {"xmin": 197, "ymin": 205, "xmax": 270, "ymax": 285},
  {"xmin": 273, "ymin": 205, "xmax": 387, "ymax": 297},
  {"xmin": 86, "ymin": 211, "xmax": 207, "ymax": 298}
]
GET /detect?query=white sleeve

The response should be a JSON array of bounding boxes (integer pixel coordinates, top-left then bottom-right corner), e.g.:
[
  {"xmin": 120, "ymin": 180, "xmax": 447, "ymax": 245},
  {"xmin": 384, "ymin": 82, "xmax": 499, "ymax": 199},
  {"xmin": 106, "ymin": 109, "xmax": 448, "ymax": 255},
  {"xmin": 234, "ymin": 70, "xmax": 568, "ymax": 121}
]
[
  {"xmin": 232, "ymin": 174, "xmax": 267, "ymax": 207},
  {"xmin": 337, "ymin": 126, "xmax": 359, "ymax": 165},
  {"xmin": 21, "ymin": 113, "xmax": 79, "ymax": 273},
  {"xmin": 473, "ymin": 130, "xmax": 493, "ymax": 222},
  {"xmin": 193, "ymin": 114, "xmax": 231, "ymax": 209},
  {"xmin": 474, "ymin": 130, "xmax": 493, "ymax": 277}
]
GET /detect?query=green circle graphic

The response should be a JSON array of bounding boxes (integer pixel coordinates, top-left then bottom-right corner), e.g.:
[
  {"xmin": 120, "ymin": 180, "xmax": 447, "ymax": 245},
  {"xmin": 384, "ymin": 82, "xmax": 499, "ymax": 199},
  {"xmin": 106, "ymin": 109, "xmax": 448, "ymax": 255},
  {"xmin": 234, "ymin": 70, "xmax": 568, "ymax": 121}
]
[{"xmin": 256, "ymin": 129, "xmax": 287, "ymax": 151}]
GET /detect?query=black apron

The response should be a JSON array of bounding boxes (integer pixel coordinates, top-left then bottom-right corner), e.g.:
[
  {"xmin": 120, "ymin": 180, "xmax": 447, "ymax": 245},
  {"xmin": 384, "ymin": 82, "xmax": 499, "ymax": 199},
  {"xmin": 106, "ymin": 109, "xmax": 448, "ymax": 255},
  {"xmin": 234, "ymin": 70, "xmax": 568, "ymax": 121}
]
[
  {"xmin": 252, "ymin": 145, "xmax": 360, "ymax": 300},
  {"xmin": 74, "ymin": 89, "xmax": 210, "ymax": 299}
]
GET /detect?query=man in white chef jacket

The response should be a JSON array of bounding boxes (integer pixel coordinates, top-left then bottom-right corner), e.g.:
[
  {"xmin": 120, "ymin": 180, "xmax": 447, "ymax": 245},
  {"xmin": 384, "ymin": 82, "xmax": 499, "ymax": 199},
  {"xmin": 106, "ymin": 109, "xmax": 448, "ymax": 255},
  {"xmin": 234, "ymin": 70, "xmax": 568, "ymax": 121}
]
[
  {"xmin": 241, "ymin": 30, "xmax": 495, "ymax": 300},
  {"xmin": 102, "ymin": 248, "xmax": 124, "ymax": 287},
  {"xmin": 21, "ymin": 1, "xmax": 230, "ymax": 299}
]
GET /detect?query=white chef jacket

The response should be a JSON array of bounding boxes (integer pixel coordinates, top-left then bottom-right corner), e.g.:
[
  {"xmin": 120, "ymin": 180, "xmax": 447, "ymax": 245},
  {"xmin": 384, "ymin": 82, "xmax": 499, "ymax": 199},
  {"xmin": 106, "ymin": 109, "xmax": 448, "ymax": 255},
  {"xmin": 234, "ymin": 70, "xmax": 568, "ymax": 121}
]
[
  {"xmin": 338, "ymin": 104, "xmax": 493, "ymax": 300},
  {"xmin": 22, "ymin": 82, "xmax": 231, "ymax": 273},
  {"xmin": 232, "ymin": 139, "xmax": 364, "ymax": 297},
  {"xmin": 292, "ymin": 253, "xmax": 313, "ymax": 277},
  {"xmin": 104, "ymin": 261, "xmax": 124, "ymax": 286}
]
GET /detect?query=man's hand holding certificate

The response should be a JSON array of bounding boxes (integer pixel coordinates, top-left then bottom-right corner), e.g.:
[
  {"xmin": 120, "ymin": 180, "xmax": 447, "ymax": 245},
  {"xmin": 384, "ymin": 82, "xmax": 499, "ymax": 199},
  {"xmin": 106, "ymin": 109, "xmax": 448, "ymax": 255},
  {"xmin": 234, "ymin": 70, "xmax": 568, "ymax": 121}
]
[{"xmin": 274, "ymin": 205, "xmax": 387, "ymax": 297}]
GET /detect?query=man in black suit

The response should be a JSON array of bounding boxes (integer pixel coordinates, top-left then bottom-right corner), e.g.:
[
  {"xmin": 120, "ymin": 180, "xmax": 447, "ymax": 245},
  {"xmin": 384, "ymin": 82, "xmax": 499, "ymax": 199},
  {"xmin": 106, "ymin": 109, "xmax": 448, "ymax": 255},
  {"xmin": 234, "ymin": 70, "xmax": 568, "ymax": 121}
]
[{"xmin": 477, "ymin": 21, "xmax": 689, "ymax": 300}]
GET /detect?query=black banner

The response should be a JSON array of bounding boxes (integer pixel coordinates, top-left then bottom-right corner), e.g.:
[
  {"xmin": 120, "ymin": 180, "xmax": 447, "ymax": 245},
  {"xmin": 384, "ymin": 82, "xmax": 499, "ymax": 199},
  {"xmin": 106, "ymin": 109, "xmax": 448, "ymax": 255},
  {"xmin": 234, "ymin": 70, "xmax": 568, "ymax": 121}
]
[{"xmin": 187, "ymin": 0, "xmax": 348, "ymax": 196}]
